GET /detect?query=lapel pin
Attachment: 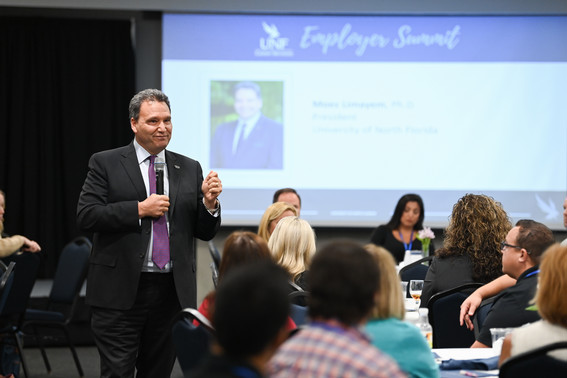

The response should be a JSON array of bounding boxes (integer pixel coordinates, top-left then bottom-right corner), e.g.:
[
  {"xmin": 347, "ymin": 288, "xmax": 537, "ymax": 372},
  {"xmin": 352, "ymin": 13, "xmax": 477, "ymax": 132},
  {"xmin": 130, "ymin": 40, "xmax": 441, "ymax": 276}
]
[{"xmin": 174, "ymin": 165, "xmax": 180, "ymax": 169}]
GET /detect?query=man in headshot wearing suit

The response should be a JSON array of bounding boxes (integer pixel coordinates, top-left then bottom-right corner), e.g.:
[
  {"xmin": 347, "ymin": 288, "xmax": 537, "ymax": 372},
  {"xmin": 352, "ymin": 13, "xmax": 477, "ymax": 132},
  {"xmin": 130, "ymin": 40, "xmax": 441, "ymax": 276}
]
[
  {"xmin": 77, "ymin": 89, "xmax": 222, "ymax": 378},
  {"xmin": 210, "ymin": 81, "xmax": 283, "ymax": 169}
]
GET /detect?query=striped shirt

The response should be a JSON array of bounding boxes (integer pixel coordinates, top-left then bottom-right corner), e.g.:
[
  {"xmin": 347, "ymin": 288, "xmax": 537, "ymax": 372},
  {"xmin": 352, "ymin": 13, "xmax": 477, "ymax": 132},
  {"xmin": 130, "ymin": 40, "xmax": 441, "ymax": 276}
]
[{"xmin": 269, "ymin": 319, "xmax": 406, "ymax": 378}]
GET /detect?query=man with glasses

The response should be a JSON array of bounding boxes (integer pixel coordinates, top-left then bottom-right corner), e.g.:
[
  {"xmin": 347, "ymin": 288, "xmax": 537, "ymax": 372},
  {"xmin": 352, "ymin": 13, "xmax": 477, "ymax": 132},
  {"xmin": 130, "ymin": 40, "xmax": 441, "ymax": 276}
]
[{"xmin": 471, "ymin": 219, "xmax": 555, "ymax": 348}]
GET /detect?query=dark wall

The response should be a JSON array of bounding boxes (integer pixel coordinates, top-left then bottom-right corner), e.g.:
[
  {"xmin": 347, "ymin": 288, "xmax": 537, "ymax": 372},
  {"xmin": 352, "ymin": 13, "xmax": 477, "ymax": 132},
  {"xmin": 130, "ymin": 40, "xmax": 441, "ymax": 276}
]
[{"xmin": 0, "ymin": 14, "xmax": 135, "ymax": 276}]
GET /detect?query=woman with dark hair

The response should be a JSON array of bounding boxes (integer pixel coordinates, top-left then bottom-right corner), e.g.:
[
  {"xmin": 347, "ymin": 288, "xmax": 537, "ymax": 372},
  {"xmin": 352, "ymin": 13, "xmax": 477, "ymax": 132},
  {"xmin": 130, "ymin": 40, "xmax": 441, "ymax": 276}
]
[
  {"xmin": 196, "ymin": 231, "xmax": 296, "ymax": 330},
  {"xmin": 370, "ymin": 193, "xmax": 427, "ymax": 264},
  {"xmin": 420, "ymin": 194, "xmax": 511, "ymax": 307}
]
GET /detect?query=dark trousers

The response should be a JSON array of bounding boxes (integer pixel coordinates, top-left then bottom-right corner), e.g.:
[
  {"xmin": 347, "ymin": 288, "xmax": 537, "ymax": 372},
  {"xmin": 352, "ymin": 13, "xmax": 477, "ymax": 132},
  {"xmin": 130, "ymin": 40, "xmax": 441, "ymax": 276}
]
[{"xmin": 91, "ymin": 273, "xmax": 181, "ymax": 378}]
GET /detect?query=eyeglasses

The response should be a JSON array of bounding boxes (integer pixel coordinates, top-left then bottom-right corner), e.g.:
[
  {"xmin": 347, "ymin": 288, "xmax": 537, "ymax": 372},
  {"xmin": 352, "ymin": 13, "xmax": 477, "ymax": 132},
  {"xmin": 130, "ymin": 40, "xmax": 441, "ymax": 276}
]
[{"xmin": 500, "ymin": 241, "xmax": 531, "ymax": 254}]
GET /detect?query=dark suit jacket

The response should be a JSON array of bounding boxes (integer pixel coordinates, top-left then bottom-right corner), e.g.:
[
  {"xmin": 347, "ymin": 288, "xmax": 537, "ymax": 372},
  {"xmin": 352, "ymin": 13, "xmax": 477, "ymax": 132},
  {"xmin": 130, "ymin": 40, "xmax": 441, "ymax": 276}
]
[
  {"xmin": 77, "ymin": 142, "xmax": 220, "ymax": 310},
  {"xmin": 210, "ymin": 114, "xmax": 283, "ymax": 169}
]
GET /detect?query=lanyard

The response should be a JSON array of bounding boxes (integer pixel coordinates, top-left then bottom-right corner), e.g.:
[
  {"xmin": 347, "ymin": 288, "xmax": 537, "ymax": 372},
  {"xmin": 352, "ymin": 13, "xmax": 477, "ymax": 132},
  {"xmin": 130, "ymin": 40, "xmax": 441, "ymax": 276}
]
[
  {"xmin": 525, "ymin": 269, "xmax": 539, "ymax": 278},
  {"xmin": 399, "ymin": 230, "xmax": 414, "ymax": 251},
  {"xmin": 231, "ymin": 366, "xmax": 261, "ymax": 378}
]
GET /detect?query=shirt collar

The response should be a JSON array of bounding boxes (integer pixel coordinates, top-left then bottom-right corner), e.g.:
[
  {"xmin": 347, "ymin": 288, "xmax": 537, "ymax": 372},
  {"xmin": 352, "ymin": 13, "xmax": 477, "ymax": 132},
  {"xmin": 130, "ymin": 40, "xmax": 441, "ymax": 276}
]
[
  {"xmin": 239, "ymin": 112, "xmax": 261, "ymax": 128},
  {"xmin": 518, "ymin": 265, "xmax": 540, "ymax": 281},
  {"xmin": 133, "ymin": 139, "xmax": 166, "ymax": 164}
]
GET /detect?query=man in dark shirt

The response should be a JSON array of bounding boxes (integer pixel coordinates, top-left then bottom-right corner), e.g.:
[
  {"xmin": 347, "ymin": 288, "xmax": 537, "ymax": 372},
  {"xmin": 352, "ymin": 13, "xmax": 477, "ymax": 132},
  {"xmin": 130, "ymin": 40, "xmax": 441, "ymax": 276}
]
[
  {"xmin": 472, "ymin": 219, "xmax": 555, "ymax": 347},
  {"xmin": 191, "ymin": 260, "xmax": 291, "ymax": 377}
]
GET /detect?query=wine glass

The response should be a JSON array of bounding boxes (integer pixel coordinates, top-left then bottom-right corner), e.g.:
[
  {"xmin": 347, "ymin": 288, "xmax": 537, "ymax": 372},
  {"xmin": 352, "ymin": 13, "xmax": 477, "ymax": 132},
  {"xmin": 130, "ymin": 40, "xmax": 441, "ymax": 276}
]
[{"xmin": 409, "ymin": 280, "xmax": 424, "ymax": 308}]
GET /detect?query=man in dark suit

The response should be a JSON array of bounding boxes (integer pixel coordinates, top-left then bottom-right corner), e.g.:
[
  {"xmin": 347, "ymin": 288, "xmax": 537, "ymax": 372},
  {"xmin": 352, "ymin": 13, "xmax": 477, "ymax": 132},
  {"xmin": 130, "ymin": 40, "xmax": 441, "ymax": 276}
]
[
  {"xmin": 77, "ymin": 89, "xmax": 222, "ymax": 378},
  {"xmin": 210, "ymin": 81, "xmax": 283, "ymax": 169}
]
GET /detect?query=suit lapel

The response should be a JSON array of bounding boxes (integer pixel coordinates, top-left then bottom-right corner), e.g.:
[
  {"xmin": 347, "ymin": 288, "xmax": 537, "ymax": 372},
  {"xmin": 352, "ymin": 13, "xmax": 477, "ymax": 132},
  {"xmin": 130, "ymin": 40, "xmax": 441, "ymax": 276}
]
[
  {"xmin": 166, "ymin": 150, "xmax": 180, "ymax": 218},
  {"xmin": 121, "ymin": 143, "xmax": 147, "ymax": 202}
]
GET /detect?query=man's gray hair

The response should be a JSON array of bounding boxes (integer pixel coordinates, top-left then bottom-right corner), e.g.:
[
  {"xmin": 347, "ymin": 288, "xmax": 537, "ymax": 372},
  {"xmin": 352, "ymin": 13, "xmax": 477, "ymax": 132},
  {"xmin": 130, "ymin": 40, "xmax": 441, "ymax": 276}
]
[
  {"xmin": 129, "ymin": 89, "xmax": 171, "ymax": 121},
  {"xmin": 233, "ymin": 81, "xmax": 262, "ymax": 99}
]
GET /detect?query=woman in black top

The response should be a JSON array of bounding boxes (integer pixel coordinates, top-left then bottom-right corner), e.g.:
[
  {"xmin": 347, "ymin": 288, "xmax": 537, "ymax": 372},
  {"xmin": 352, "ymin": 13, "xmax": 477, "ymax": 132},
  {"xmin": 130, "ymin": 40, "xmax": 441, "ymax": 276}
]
[{"xmin": 370, "ymin": 194, "xmax": 427, "ymax": 264}]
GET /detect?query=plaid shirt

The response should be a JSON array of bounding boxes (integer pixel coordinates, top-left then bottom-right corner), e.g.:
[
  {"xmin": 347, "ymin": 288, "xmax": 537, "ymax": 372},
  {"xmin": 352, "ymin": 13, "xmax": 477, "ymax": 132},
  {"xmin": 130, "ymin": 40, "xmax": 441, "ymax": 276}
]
[{"xmin": 269, "ymin": 319, "xmax": 406, "ymax": 378}]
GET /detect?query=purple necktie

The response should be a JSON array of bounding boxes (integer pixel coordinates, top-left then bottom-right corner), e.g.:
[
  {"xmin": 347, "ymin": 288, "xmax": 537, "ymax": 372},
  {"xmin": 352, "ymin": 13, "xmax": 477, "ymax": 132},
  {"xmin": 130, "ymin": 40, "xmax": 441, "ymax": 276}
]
[{"xmin": 148, "ymin": 155, "xmax": 170, "ymax": 269}]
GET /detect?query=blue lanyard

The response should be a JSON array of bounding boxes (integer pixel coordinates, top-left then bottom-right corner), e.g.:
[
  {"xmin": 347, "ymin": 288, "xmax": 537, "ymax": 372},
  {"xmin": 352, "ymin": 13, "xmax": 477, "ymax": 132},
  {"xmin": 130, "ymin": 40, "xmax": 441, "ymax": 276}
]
[
  {"xmin": 399, "ymin": 230, "xmax": 414, "ymax": 251},
  {"xmin": 525, "ymin": 269, "xmax": 539, "ymax": 278},
  {"xmin": 231, "ymin": 366, "xmax": 261, "ymax": 378}
]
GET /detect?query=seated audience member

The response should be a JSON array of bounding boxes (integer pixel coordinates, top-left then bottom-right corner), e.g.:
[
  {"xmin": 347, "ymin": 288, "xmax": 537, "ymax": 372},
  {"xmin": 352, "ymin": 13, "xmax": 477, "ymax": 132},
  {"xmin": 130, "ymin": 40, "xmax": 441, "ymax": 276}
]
[
  {"xmin": 461, "ymin": 195, "xmax": 567, "ymax": 326},
  {"xmin": 257, "ymin": 202, "xmax": 297, "ymax": 242},
  {"xmin": 370, "ymin": 193, "xmax": 433, "ymax": 264},
  {"xmin": 421, "ymin": 194, "xmax": 511, "ymax": 307},
  {"xmin": 268, "ymin": 216, "xmax": 316, "ymax": 291},
  {"xmin": 273, "ymin": 188, "xmax": 301, "ymax": 216},
  {"xmin": 269, "ymin": 240, "xmax": 405, "ymax": 378},
  {"xmin": 499, "ymin": 243, "xmax": 567, "ymax": 366},
  {"xmin": 197, "ymin": 231, "xmax": 296, "ymax": 330},
  {"xmin": 0, "ymin": 190, "xmax": 41, "ymax": 257},
  {"xmin": 191, "ymin": 260, "xmax": 292, "ymax": 378},
  {"xmin": 365, "ymin": 244, "xmax": 439, "ymax": 378},
  {"xmin": 471, "ymin": 219, "xmax": 555, "ymax": 348}
]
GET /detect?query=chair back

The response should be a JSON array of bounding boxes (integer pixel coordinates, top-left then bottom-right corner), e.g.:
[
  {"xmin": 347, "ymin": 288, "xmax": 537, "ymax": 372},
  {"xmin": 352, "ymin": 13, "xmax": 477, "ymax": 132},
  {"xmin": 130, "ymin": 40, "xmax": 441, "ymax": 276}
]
[
  {"xmin": 171, "ymin": 308, "xmax": 215, "ymax": 377},
  {"xmin": 399, "ymin": 256, "xmax": 433, "ymax": 297},
  {"xmin": 0, "ymin": 261, "xmax": 16, "ymax": 313},
  {"xmin": 427, "ymin": 283, "xmax": 482, "ymax": 348},
  {"xmin": 399, "ymin": 256, "xmax": 433, "ymax": 280},
  {"xmin": 499, "ymin": 341, "xmax": 567, "ymax": 378},
  {"xmin": 49, "ymin": 236, "xmax": 91, "ymax": 305},
  {"xmin": 0, "ymin": 252, "xmax": 41, "ymax": 318},
  {"xmin": 207, "ymin": 240, "xmax": 221, "ymax": 270},
  {"xmin": 208, "ymin": 241, "xmax": 221, "ymax": 287},
  {"xmin": 289, "ymin": 290, "xmax": 309, "ymax": 326}
]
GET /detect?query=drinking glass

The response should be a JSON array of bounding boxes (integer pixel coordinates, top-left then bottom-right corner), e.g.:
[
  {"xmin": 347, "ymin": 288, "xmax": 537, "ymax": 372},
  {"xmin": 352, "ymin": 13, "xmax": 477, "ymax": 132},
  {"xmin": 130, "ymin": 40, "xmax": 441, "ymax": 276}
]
[
  {"xmin": 409, "ymin": 280, "xmax": 424, "ymax": 308},
  {"xmin": 400, "ymin": 281, "xmax": 408, "ymax": 300}
]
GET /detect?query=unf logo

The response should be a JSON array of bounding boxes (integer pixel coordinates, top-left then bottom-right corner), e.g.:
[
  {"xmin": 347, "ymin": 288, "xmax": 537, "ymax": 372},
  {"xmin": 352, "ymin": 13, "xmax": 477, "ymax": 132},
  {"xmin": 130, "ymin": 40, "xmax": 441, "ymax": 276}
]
[{"xmin": 259, "ymin": 22, "xmax": 290, "ymax": 50}]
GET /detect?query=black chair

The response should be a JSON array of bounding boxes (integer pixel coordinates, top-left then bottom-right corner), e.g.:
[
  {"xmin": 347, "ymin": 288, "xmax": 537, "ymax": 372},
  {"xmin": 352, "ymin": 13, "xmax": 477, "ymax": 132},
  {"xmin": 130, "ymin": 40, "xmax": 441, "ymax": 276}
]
[
  {"xmin": 22, "ymin": 236, "xmax": 91, "ymax": 378},
  {"xmin": 0, "ymin": 252, "xmax": 41, "ymax": 378},
  {"xmin": 499, "ymin": 341, "xmax": 567, "ymax": 378},
  {"xmin": 473, "ymin": 296, "xmax": 495, "ymax": 340},
  {"xmin": 0, "ymin": 261, "xmax": 16, "ymax": 313},
  {"xmin": 171, "ymin": 307, "xmax": 216, "ymax": 377},
  {"xmin": 289, "ymin": 290, "xmax": 309, "ymax": 327},
  {"xmin": 207, "ymin": 240, "xmax": 221, "ymax": 287},
  {"xmin": 427, "ymin": 282, "xmax": 483, "ymax": 348},
  {"xmin": 399, "ymin": 255, "xmax": 433, "ymax": 297}
]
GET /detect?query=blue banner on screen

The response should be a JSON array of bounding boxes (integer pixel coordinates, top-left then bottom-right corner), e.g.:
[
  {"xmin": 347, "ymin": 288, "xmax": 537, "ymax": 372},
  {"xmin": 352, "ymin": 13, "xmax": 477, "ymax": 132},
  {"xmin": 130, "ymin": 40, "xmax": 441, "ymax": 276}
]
[{"xmin": 163, "ymin": 14, "xmax": 567, "ymax": 229}]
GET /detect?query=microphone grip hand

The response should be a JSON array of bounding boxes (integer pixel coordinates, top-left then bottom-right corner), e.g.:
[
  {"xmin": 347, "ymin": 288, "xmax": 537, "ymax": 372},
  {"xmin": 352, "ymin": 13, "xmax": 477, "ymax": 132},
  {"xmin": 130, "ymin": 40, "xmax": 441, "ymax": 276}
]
[{"xmin": 139, "ymin": 194, "xmax": 170, "ymax": 218}]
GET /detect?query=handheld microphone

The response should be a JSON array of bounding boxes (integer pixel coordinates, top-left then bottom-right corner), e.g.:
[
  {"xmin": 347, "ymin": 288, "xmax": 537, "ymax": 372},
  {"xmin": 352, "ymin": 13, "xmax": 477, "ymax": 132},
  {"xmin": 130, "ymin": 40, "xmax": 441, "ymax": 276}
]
[{"xmin": 155, "ymin": 157, "xmax": 166, "ymax": 195}]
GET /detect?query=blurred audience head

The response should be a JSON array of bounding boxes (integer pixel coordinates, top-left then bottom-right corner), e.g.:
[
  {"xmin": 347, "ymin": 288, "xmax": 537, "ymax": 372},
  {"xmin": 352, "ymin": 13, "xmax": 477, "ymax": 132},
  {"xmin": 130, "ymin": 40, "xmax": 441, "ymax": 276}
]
[
  {"xmin": 364, "ymin": 244, "xmax": 405, "ymax": 321},
  {"xmin": 273, "ymin": 188, "xmax": 301, "ymax": 216},
  {"xmin": 513, "ymin": 219, "xmax": 555, "ymax": 265},
  {"xmin": 440, "ymin": 193, "xmax": 511, "ymax": 282},
  {"xmin": 308, "ymin": 240, "xmax": 379, "ymax": 326},
  {"xmin": 386, "ymin": 193, "xmax": 424, "ymax": 231},
  {"xmin": 268, "ymin": 216, "xmax": 316, "ymax": 281},
  {"xmin": 213, "ymin": 260, "xmax": 291, "ymax": 363},
  {"xmin": 218, "ymin": 231, "xmax": 272, "ymax": 282},
  {"xmin": 535, "ymin": 243, "xmax": 567, "ymax": 328},
  {"xmin": 258, "ymin": 202, "xmax": 298, "ymax": 242},
  {"xmin": 501, "ymin": 219, "xmax": 554, "ymax": 278}
]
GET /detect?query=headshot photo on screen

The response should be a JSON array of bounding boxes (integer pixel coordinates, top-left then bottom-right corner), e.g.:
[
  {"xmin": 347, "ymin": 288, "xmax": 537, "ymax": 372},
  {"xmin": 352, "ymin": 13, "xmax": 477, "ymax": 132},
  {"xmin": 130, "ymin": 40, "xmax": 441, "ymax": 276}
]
[{"xmin": 209, "ymin": 80, "xmax": 283, "ymax": 170}]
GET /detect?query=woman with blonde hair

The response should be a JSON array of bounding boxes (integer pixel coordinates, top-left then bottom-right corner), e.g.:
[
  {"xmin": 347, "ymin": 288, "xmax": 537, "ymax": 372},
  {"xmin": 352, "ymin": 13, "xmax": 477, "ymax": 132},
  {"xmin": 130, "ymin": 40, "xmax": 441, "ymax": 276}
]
[
  {"xmin": 499, "ymin": 243, "xmax": 567, "ymax": 365},
  {"xmin": 268, "ymin": 216, "xmax": 316, "ymax": 290},
  {"xmin": 196, "ymin": 231, "xmax": 296, "ymax": 330},
  {"xmin": 364, "ymin": 244, "xmax": 439, "ymax": 378},
  {"xmin": 421, "ymin": 194, "xmax": 511, "ymax": 307},
  {"xmin": 257, "ymin": 202, "xmax": 298, "ymax": 242}
]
